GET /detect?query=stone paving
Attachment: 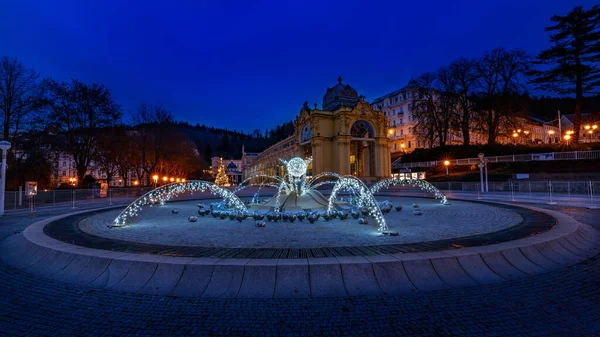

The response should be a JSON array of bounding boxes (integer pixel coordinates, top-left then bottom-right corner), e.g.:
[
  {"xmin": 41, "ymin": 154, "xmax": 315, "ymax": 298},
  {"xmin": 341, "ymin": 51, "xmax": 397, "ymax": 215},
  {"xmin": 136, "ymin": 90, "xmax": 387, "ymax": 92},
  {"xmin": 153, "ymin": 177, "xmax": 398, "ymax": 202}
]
[
  {"xmin": 80, "ymin": 197, "xmax": 522, "ymax": 248},
  {"xmin": 1, "ymin": 206, "xmax": 599, "ymax": 336}
]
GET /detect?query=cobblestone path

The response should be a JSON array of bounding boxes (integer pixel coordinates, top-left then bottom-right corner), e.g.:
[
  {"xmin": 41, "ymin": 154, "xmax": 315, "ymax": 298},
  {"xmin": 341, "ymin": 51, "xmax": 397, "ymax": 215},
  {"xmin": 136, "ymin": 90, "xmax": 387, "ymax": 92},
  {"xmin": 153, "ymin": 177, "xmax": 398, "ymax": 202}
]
[{"xmin": 1, "ymin": 207, "xmax": 599, "ymax": 336}]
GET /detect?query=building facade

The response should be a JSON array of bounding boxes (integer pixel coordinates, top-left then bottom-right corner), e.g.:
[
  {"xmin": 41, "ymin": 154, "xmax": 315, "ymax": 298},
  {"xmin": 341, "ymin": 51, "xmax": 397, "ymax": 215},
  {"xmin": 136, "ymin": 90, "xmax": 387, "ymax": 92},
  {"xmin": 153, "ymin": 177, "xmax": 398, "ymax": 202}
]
[
  {"xmin": 372, "ymin": 80, "xmax": 562, "ymax": 153},
  {"xmin": 245, "ymin": 77, "xmax": 391, "ymax": 182}
]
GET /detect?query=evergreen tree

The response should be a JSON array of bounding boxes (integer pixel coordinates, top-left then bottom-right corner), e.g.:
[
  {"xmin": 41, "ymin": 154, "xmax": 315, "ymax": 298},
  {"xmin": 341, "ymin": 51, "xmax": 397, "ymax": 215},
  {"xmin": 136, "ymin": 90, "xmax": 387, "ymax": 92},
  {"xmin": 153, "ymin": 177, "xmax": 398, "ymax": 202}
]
[
  {"xmin": 530, "ymin": 5, "xmax": 600, "ymax": 143},
  {"xmin": 214, "ymin": 158, "xmax": 229, "ymax": 186}
]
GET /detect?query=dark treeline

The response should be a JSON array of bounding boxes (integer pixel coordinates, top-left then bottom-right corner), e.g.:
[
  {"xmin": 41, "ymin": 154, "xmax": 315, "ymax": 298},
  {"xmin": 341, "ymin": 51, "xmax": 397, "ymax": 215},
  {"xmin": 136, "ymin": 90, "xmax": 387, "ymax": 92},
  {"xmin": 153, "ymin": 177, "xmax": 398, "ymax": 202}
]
[
  {"xmin": 528, "ymin": 95, "xmax": 600, "ymax": 121},
  {"xmin": 0, "ymin": 57, "xmax": 294, "ymax": 189},
  {"xmin": 409, "ymin": 5, "xmax": 599, "ymax": 148}
]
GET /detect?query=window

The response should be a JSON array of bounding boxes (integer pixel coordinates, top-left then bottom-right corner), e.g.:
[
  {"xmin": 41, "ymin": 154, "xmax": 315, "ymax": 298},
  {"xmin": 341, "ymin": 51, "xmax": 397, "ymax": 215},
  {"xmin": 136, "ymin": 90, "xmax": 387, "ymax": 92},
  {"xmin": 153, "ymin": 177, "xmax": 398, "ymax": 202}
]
[
  {"xmin": 408, "ymin": 127, "xmax": 412, "ymax": 134},
  {"xmin": 393, "ymin": 120, "xmax": 396, "ymax": 127},
  {"xmin": 62, "ymin": 171, "xmax": 66, "ymax": 176},
  {"xmin": 408, "ymin": 141, "xmax": 412, "ymax": 148},
  {"xmin": 417, "ymin": 140, "xmax": 421, "ymax": 147},
  {"xmin": 62, "ymin": 162, "xmax": 66, "ymax": 167},
  {"xmin": 400, "ymin": 129, "xmax": 404, "ymax": 136},
  {"xmin": 393, "ymin": 143, "xmax": 397, "ymax": 150}
]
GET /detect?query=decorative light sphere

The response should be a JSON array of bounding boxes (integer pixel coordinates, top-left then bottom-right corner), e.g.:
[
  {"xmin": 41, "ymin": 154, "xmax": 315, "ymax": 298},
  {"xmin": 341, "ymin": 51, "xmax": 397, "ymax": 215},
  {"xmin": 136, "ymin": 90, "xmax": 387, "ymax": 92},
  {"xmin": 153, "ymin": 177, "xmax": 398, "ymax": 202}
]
[{"xmin": 286, "ymin": 157, "xmax": 308, "ymax": 177}]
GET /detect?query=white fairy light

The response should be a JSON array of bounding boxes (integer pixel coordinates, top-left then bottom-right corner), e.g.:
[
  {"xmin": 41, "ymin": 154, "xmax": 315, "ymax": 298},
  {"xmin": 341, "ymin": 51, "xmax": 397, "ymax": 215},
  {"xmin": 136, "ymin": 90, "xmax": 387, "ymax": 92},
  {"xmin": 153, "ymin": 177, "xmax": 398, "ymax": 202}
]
[
  {"xmin": 328, "ymin": 176, "xmax": 389, "ymax": 232},
  {"xmin": 370, "ymin": 178, "xmax": 448, "ymax": 204},
  {"xmin": 112, "ymin": 181, "xmax": 247, "ymax": 227}
]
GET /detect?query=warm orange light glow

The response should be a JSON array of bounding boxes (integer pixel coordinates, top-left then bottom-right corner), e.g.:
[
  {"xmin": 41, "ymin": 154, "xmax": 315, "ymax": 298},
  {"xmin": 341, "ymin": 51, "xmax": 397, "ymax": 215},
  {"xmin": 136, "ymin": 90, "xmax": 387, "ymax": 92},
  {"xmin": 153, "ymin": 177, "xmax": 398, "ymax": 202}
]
[
  {"xmin": 388, "ymin": 129, "xmax": 394, "ymax": 135},
  {"xmin": 523, "ymin": 130, "xmax": 529, "ymax": 135},
  {"xmin": 133, "ymin": 181, "xmax": 139, "ymax": 186},
  {"xmin": 564, "ymin": 134, "xmax": 571, "ymax": 141},
  {"xmin": 589, "ymin": 130, "xmax": 594, "ymax": 134},
  {"xmin": 152, "ymin": 174, "xmax": 159, "ymax": 181},
  {"xmin": 443, "ymin": 160, "xmax": 450, "ymax": 166},
  {"xmin": 566, "ymin": 130, "xmax": 574, "ymax": 135},
  {"xmin": 400, "ymin": 143, "xmax": 405, "ymax": 148},
  {"xmin": 176, "ymin": 178, "xmax": 181, "ymax": 182},
  {"xmin": 585, "ymin": 125, "xmax": 591, "ymax": 130},
  {"xmin": 517, "ymin": 129, "xmax": 521, "ymax": 133},
  {"xmin": 547, "ymin": 130, "xmax": 555, "ymax": 135},
  {"xmin": 163, "ymin": 176, "xmax": 168, "ymax": 182},
  {"xmin": 182, "ymin": 179, "xmax": 186, "ymax": 182},
  {"xmin": 593, "ymin": 125, "xmax": 598, "ymax": 130},
  {"xmin": 170, "ymin": 177, "xmax": 175, "ymax": 182},
  {"xmin": 512, "ymin": 132, "xmax": 518, "ymax": 138}
]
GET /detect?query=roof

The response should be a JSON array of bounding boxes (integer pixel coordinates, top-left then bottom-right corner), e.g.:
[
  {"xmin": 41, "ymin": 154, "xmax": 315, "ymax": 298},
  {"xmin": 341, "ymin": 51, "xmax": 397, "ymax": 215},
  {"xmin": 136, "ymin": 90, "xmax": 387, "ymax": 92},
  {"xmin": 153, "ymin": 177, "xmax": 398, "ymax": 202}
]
[
  {"xmin": 322, "ymin": 76, "xmax": 359, "ymax": 111},
  {"xmin": 372, "ymin": 87, "xmax": 406, "ymax": 105},
  {"xmin": 371, "ymin": 79, "xmax": 416, "ymax": 105}
]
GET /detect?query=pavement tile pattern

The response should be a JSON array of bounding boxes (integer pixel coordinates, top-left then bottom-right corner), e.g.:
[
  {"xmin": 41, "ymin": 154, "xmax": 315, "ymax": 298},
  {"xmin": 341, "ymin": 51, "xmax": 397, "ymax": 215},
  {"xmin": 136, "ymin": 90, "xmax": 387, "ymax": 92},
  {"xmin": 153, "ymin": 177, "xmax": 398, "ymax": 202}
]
[{"xmin": 1, "ymin": 205, "xmax": 599, "ymax": 336}]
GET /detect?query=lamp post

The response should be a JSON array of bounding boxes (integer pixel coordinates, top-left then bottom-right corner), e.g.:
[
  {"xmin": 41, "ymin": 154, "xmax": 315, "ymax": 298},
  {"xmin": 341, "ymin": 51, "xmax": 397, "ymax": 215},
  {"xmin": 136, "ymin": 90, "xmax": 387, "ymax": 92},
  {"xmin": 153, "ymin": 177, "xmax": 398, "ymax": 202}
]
[
  {"xmin": 0, "ymin": 141, "xmax": 11, "ymax": 216},
  {"xmin": 478, "ymin": 153, "xmax": 485, "ymax": 193},
  {"xmin": 484, "ymin": 158, "xmax": 489, "ymax": 192},
  {"xmin": 152, "ymin": 175, "xmax": 159, "ymax": 189},
  {"xmin": 443, "ymin": 160, "xmax": 450, "ymax": 176}
]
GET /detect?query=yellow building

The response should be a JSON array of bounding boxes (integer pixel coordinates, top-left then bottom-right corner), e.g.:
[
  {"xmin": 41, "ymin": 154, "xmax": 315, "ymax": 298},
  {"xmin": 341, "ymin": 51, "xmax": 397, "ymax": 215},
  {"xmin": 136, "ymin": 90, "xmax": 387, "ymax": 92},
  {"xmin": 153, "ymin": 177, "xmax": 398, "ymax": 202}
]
[{"xmin": 245, "ymin": 77, "xmax": 391, "ymax": 182}]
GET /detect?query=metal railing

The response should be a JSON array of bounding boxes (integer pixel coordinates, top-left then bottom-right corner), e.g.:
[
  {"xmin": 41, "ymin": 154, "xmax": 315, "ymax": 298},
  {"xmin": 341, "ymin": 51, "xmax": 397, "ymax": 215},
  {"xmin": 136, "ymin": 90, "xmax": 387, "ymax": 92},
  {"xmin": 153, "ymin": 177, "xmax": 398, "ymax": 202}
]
[
  {"xmin": 392, "ymin": 150, "xmax": 600, "ymax": 169},
  {"xmin": 3, "ymin": 188, "xmax": 152, "ymax": 212},
  {"xmin": 377, "ymin": 180, "xmax": 599, "ymax": 208}
]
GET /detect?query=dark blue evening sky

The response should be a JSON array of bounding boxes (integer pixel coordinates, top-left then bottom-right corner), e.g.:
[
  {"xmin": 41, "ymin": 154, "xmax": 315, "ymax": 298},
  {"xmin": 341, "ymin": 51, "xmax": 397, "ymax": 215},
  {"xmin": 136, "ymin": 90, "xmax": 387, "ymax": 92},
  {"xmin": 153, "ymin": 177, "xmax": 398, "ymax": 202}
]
[{"xmin": 0, "ymin": 0, "xmax": 596, "ymax": 132}]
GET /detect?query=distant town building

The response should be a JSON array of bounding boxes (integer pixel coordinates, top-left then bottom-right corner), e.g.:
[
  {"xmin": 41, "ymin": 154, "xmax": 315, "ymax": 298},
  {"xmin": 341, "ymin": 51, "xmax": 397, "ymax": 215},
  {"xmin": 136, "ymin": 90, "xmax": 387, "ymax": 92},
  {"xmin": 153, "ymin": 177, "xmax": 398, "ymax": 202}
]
[
  {"xmin": 52, "ymin": 153, "xmax": 136, "ymax": 188},
  {"xmin": 371, "ymin": 80, "xmax": 562, "ymax": 153}
]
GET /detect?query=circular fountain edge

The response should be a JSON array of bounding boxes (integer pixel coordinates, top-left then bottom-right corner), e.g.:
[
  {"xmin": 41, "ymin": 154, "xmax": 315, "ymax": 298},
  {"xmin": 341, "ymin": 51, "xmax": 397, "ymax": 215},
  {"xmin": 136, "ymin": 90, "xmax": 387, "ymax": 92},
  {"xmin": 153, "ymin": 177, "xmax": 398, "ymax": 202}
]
[{"xmin": 1, "ymin": 202, "xmax": 599, "ymax": 298}]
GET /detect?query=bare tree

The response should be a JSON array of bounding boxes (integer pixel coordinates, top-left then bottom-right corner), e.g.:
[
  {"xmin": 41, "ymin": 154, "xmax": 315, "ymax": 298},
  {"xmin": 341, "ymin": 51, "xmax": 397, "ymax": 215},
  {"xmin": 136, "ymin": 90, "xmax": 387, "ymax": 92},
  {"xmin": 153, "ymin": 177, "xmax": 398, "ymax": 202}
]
[
  {"xmin": 0, "ymin": 56, "xmax": 46, "ymax": 146},
  {"xmin": 435, "ymin": 66, "xmax": 459, "ymax": 147},
  {"xmin": 130, "ymin": 103, "xmax": 174, "ymax": 184},
  {"xmin": 449, "ymin": 57, "xmax": 478, "ymax": 147},
  {"xmin": 45, "ymin": 79, "xmax": 122, "ymax": 186},
  {"xmin": 412, "ymin": 73, "xmax": 439, "ymax": 148},
  {"xmin": 474, "ymin": 48, "xmax": 530, "ymax": 144},
  {"xmin": 411, "ymin": 70, "xmax": 458, "ymax": 148}
]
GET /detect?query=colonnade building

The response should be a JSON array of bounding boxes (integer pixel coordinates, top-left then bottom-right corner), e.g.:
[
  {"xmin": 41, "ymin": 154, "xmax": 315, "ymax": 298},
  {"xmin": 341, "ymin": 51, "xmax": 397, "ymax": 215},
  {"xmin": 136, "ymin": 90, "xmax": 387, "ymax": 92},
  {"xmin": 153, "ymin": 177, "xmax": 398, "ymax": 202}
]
[{"xmin": 243, "ymin": 77, "xmax": 391, "ymax": 183}]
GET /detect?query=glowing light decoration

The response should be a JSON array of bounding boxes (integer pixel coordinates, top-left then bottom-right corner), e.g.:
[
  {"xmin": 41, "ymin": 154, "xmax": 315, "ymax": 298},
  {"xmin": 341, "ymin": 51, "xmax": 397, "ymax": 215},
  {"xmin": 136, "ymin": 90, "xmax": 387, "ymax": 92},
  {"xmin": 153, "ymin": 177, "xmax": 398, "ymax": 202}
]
[
  {"xmin": 328, "ymin": 176, "xmax": 389, "ymax": 232},
  {"xmin": 282, "ymin": 157, "xmax": 309, "ymax": 178},
  {"xmin": 369, "ymin": 178, "xmax": 448, "ymax": 204},
  {"xmin": 112, "ymin": 181, "xmax": 247, "ymax": 227}
]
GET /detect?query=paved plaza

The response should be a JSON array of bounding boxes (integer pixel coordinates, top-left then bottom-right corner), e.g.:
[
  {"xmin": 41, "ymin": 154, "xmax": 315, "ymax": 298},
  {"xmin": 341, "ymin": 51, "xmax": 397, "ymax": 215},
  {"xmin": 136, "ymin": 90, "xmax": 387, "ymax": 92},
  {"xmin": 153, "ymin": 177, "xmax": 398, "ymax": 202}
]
[{"xmin": 1, "ymin": 203, "xmax": 599, "ymax": 336}]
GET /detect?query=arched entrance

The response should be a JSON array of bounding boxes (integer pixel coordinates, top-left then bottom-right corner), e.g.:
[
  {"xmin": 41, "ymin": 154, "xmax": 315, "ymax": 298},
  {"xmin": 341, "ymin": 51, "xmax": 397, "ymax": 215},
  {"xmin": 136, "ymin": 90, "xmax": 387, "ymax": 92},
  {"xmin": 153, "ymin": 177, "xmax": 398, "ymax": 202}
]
[{"xmin": 350, "ymin": 120, "xmax": 376, "ymax": 177}]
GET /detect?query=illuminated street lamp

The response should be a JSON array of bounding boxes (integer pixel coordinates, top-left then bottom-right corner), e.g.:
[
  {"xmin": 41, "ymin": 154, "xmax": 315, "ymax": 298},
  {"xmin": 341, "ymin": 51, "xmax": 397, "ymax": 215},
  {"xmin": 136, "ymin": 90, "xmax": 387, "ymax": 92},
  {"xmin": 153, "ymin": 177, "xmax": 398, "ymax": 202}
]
[
  {"xmin": 162, "ymin": 176, "xmax": 168, "ymax": 184},
  {"xmin": 564, "ymin": 134, "xmax": 571, "ymax": 141},
  {"xmin": 176, "ymin": 178, "xmax": 181, "ymax": 182},
  {"xmin": 182, "ymin": 179, "xmax": 186, "ymax": 183},
  {"xmin": 443, "ymin": 160, "xmax": 450, "ymax": 176},
  {"xmin": 170, "ymin": 177, "xmax": 175, "ymax": 182},
  {"xmin": 152, "ymin": 174, "xmax": 159, "ymax": 188}
]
